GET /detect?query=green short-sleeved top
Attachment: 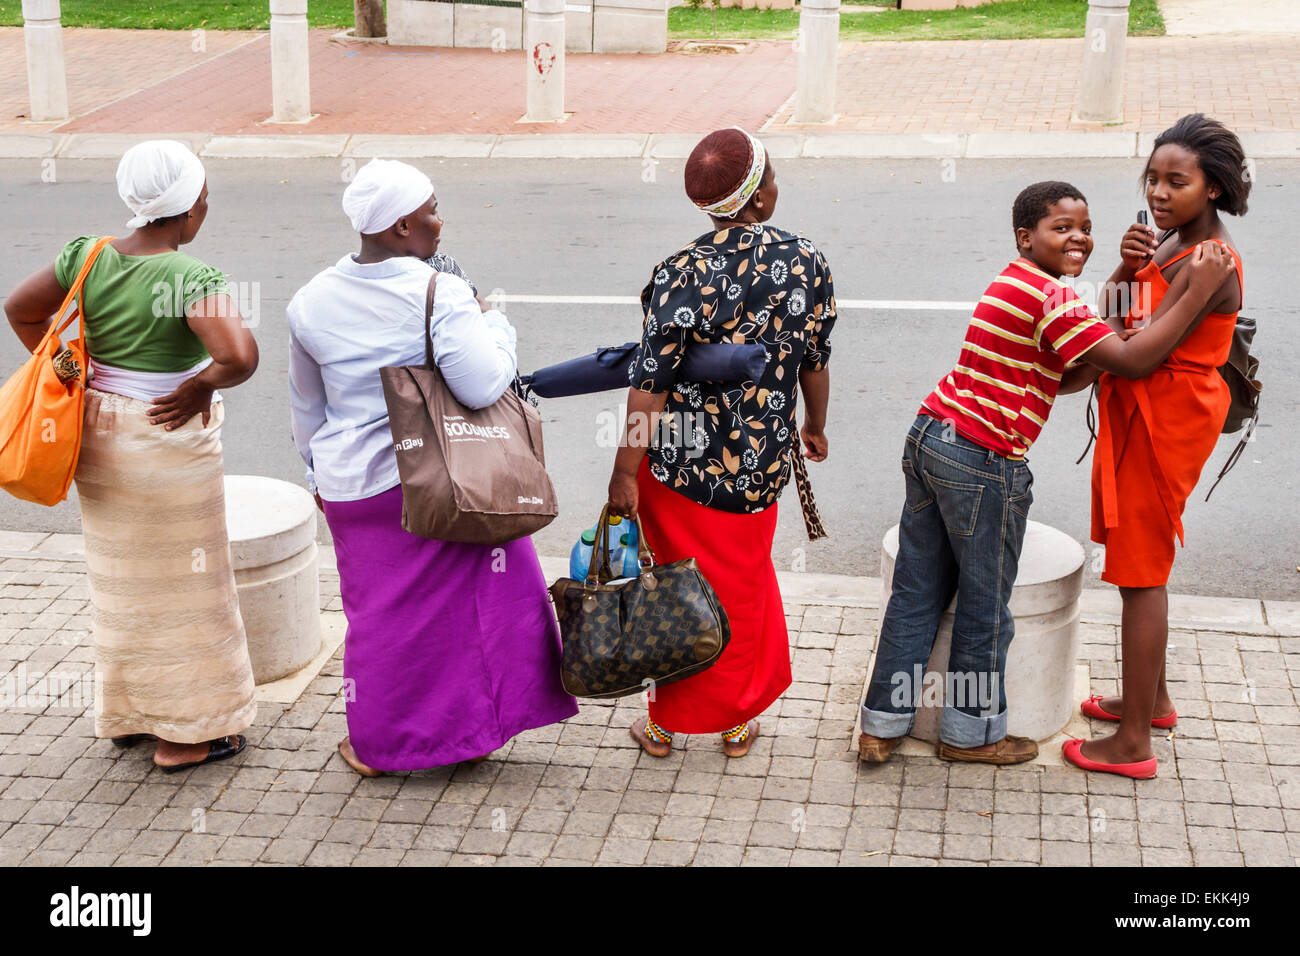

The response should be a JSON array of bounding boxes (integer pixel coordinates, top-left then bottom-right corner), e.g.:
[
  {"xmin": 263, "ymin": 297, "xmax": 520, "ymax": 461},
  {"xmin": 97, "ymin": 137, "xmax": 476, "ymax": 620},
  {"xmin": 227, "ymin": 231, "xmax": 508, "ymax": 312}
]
[{"xmin": 54, "ymin": 236, "xmax": 230, "ymax": 373}]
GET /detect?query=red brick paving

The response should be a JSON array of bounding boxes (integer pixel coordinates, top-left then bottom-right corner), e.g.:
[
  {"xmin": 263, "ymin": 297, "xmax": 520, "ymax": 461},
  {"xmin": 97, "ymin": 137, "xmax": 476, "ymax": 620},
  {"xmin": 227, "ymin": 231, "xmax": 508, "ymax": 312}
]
[
  {"xmin": 0, "ymin": 27, "xmax": 260, "ymax": 133},
  {"xmin": 774, "ymin": 36, "xmax": 1300, "ymax": 133},
  {"xmin": 0, "ymin": 27, "xmax": 1295, "ymax": 137},
  {"xmin": 54, "ymin": 31, "xmax": 796, "ymax": 136}
]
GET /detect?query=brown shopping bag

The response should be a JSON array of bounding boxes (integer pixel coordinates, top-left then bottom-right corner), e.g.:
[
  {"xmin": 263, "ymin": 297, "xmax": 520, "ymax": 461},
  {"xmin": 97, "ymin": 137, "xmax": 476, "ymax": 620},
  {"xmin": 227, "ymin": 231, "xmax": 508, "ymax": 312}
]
[{"xmin": 379, "ymin": 274, "xmax": 557, "ymax": 545}]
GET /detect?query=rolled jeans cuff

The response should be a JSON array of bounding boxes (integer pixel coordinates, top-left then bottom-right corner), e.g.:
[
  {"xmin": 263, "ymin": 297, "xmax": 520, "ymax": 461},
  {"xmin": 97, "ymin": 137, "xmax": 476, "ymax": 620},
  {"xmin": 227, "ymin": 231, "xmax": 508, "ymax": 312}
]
[
  {"xmin": 939, "ymin": 705, "xmax": 1008, "ymax": 749},
  {"xmin": 860, "ymin": 703, "xmax": 913, "ymax": 740}
]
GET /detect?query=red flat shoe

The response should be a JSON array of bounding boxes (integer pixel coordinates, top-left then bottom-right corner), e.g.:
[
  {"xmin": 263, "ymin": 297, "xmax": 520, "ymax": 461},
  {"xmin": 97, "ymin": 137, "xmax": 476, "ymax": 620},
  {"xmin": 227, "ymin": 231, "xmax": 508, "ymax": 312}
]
[
  {"xmin": 1081, "ymin": 695, "xmax": 1177, "ymax": 729},
  {"xmin": 1061, "ymin": 738, "xmax": 1157, "ymax": 779}
]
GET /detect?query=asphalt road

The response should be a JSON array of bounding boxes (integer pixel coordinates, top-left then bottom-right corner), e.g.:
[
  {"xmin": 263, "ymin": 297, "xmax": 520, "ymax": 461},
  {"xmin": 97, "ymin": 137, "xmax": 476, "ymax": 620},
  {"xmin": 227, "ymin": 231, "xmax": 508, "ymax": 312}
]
[{"xmin": 1, "ymin": 157, "xmax": 1296, "ymax": 599}]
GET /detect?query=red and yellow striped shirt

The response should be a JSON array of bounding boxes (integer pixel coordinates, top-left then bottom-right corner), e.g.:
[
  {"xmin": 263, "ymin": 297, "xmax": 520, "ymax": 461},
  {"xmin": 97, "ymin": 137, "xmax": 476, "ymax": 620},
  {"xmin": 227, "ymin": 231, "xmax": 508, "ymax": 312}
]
[{"xmin": 920, "ymin": 258, "xmax": 1115, "ymax": 459}]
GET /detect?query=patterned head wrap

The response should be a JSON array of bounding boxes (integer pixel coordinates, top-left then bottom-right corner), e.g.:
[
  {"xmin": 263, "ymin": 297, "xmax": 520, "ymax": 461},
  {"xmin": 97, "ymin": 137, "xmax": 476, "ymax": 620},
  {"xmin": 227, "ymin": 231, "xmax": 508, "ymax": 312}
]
[{"xmin": 692, "ymin": 128, "xmax": 767, "ymax": 219}]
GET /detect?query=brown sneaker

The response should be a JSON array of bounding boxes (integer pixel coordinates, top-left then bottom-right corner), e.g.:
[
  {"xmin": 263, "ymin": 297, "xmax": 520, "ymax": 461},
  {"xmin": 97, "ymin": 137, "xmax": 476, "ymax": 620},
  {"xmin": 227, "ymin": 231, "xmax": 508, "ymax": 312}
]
[
  {"xmin": 858, "ymin": 732, "xmax": 904, "ymax": 764},
  {"xmin": 936, "ymin": 735, "xmax": 1038, "ymax": 765}
]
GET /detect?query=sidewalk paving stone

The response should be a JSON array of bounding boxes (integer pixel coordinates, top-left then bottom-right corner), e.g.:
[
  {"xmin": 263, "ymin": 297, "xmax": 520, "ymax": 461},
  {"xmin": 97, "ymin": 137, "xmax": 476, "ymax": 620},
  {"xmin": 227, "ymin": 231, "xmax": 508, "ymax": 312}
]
[{"xmin": 2, "ymin": 552, "xmax": 1297, "ymax": 866}]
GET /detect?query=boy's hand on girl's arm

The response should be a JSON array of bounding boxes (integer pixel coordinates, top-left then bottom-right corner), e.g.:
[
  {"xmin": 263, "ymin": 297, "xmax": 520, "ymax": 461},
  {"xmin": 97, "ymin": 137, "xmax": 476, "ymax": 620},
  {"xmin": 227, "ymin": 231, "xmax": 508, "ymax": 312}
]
[
  {"xmin": 1081, "ymin": 241, "xmax": 1233, "ymax": 380},
  {"xmin": 1184, "ymin": 240, "xmax": 1237, "ymax": 301}
]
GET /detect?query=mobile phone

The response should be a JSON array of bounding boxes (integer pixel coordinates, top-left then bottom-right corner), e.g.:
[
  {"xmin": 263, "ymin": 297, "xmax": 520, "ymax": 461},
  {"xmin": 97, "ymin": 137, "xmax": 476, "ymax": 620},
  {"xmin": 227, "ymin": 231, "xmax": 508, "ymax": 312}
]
[{"xmin": 1131, "ymin": 210, "xmax": 1153, "ymax": 329}]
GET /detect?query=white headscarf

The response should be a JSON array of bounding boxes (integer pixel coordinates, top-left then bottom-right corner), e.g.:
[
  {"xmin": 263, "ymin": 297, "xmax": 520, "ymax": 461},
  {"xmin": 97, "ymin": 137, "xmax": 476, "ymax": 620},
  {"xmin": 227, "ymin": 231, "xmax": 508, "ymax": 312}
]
[
  {"xmin": 342, "ymin": 159, "xmax": 435, "ymax": 235},
  {"xmin": 116, "ymin": 140, "xmax": 206, "ymax": 229}
]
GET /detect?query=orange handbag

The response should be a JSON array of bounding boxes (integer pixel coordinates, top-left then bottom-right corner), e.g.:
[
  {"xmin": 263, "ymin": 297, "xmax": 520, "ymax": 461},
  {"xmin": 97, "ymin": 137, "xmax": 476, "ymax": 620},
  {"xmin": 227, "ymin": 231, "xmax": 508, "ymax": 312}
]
[{"xmin": 0, "ymin": 236, "xmax": 114, "ymax": 506}]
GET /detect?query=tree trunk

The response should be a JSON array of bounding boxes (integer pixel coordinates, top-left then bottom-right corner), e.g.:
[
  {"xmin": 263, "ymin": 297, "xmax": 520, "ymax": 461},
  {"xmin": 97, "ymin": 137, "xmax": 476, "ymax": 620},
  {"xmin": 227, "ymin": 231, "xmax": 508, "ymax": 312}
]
[{"xmin": 354, "ymin": 0, "xmax": 387, "ymax": 38}]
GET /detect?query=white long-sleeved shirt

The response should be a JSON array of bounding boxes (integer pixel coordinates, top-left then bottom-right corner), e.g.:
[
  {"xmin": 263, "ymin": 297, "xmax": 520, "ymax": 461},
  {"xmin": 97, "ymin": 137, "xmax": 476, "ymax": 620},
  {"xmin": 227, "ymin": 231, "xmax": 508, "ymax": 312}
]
[{"xmin": 287, "ymin": 253, "xmax": 517, "ymax": 500}]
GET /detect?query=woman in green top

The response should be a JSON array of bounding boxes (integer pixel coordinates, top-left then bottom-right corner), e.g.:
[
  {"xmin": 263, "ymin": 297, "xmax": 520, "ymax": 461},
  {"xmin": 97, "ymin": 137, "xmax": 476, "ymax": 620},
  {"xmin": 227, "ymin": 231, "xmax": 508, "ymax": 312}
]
[{"xmin": 4, "ymin": 141, "xmax": 260, "ymax": 772}]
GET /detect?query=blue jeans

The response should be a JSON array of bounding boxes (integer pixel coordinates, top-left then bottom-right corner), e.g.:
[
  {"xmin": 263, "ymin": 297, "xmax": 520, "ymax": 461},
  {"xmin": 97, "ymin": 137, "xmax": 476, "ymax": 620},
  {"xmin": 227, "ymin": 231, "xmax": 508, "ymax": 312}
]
[{"xmin": 861, "ymin": 414, "xmax": 1033, "ymax": 748}]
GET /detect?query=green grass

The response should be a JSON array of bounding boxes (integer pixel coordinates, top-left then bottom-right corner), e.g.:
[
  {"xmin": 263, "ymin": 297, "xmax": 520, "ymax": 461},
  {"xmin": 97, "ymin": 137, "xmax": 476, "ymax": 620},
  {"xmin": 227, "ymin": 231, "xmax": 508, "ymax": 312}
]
[
  {"xmin": 0, "ymin": 0, "xmax": 1165, "ymax": 39},
  {"xmin": 0, "ymin": 0, "xmax": 355, "ymax": 29},
  {"xmin": 671, "ymin": 0, "xmax": 1166, "ymax": 42}
]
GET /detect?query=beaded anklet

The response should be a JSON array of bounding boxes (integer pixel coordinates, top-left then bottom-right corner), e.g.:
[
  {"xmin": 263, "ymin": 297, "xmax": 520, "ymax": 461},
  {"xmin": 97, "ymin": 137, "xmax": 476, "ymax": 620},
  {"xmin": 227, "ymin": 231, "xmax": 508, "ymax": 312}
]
[
  {"xmin": 721, "ymin": 723, "xmax": 750, "ymax": 744},
  {"xmin": 644, "ymin": 717, "xmax": 674, "ymax": 745}
]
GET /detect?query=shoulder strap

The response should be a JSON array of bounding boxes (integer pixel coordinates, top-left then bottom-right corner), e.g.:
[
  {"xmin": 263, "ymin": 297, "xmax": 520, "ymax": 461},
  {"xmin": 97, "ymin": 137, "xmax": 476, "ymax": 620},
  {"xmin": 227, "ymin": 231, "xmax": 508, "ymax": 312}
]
[
  {"xmin": 1204, "ymin": 413, "xmax": 1255, "ymax": 502},
  {"xmin": 423, "ymin": 273, "xmax": 438, "ymax": 369},
  {"xmin": 1075, "ymin": 381, "xmax": 1098, "ymax": 465},
  {"xmin": 50, "ymin": 236, "xmax": 114, "ymax": 347}
]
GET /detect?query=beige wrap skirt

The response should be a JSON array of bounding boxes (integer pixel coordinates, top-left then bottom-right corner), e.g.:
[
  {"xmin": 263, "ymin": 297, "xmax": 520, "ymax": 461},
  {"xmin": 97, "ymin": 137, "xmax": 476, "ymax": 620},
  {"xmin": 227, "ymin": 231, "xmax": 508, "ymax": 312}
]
[{"xmin": 75, "ymin": 389, "xmax": 257, "ymax": 743}]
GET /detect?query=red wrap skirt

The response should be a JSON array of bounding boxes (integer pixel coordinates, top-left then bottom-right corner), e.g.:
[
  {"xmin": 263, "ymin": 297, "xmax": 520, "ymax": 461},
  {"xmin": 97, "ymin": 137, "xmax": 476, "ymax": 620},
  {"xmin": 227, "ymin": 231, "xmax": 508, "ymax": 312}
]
[{"xmin": 637, "ymin": 459, "xmax": 792, "ymax": 734}]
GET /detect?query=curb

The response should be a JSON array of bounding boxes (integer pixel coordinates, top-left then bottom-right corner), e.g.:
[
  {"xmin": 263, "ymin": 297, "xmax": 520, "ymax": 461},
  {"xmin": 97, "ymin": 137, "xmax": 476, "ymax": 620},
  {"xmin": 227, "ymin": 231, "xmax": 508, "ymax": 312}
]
[
  {"xmin": 3, "ymin": 130, "xmax": 1299, "ymax": 161},
  {"xmin": 4, "ymin": 533, "xmax": 1298, "ymax": 637}
]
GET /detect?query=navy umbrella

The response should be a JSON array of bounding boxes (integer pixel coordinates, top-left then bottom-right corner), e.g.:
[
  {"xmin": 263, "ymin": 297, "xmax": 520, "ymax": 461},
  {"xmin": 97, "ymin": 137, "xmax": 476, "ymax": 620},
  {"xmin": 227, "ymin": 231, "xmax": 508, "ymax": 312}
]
[{"xmin": 520, "ymin": 342, "xmax": 767, "ymax": 399}]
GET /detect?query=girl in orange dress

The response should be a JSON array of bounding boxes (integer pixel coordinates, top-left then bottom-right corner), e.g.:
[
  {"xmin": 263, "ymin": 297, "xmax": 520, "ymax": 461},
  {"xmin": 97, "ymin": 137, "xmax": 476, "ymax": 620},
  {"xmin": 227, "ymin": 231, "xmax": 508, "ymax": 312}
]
[{"xmin": 1065, "ymin": 115, "xmax": 1251, "ymax": 778}]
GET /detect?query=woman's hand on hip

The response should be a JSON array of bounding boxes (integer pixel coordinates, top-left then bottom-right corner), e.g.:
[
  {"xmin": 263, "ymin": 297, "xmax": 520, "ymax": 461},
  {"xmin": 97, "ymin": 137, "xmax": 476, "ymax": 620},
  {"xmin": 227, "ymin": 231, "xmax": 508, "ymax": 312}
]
[
  {"xmin": 147, "ymin": 377, "xmax": 214, "ymax": 430},
  {"xmin": 608, "ymin": 468, "xmax": 639, "ymax": 519},
  {"xmin": 801, "ymin": 425, "xmax": 828, "ymax": 462}
]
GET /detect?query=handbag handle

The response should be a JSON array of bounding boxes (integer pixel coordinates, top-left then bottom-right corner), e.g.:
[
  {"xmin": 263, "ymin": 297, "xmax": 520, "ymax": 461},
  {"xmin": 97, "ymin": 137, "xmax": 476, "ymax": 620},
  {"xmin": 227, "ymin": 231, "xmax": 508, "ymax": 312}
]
[
  {"xmin": 585, "ymin": 503, "xmax": 657, "ymax": 588},
  {"xmin": 423, "ymin": 272, "xmax": 438, "ymax": 369},
  {"xmin": 40, "ymin": 236, "xmax": 114, "ymax": 366}
]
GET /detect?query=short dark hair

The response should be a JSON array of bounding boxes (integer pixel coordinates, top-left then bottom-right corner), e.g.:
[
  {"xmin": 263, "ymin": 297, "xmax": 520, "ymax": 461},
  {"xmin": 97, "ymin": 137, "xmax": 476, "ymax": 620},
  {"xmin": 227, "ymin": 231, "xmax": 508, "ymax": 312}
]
[
  {"xmin": 1012, "ymin": 181, "xmax": 1087, "ymax": 234},
  {"xmin": 1144, "ymin": 113, "xmax": 1250, "ymax": 216}
]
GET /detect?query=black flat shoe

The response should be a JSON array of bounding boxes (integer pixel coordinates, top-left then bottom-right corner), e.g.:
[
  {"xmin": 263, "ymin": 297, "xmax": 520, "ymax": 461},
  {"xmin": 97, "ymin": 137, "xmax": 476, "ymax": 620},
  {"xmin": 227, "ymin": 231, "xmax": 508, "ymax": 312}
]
[
  {"xmin": 157, "ymin": 735, "xmax": 247, "ymax": 774},
  {"xmin": 110, "ymin": 734, "xmax": 155, "ymax": 749}
]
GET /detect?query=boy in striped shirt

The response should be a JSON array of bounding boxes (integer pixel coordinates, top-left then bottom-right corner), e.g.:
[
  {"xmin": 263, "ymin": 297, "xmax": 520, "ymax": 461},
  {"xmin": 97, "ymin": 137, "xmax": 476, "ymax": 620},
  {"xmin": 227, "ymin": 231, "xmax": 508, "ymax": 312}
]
[{"xmin": 858, "ymin": 181, "xmax": 1238, "ymax": 766}]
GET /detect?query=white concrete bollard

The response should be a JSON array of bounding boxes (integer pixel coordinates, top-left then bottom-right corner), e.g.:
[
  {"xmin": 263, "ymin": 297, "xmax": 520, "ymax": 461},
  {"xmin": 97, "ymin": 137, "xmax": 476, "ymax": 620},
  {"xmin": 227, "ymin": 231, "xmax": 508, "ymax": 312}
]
[
  {"xmin": 21, "ymin": 0, "xmax": 69, "ymax": 122},
  {"xmin": 876, "ymin": 520, "xmax": 1085, "ymax": 742},
  {"xmin": 793, "ymin": 0, "xmax": 839, "ymax": 125},
  {"xmin": 1073, "ymin": 0, "xmax": 1131, "ymax": 124},
  {"xmin": 524, "ymin": 0, "xmax": 566, "ymax": 122},
  {"xmin": 269, "ymin": 0, "xmax": 312, "ymax": 123},
  {"xmin": 223, "ymin": 476, "xmax": 323, "ymax": 684}
]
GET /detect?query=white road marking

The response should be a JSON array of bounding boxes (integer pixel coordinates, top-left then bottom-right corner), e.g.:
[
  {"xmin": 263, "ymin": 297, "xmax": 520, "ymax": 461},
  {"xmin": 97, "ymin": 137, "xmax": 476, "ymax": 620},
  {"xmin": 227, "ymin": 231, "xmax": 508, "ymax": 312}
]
[{"xmin": 487, "ymin": 294, "xmax": 975, "ymax": 311}]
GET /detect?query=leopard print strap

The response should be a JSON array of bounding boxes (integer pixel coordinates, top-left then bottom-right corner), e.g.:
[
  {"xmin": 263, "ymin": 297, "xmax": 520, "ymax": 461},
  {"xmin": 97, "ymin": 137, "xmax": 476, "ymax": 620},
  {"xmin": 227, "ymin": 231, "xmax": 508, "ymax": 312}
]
[{"xmin": 790, "ymin": 427, "xmax": 827, "ymax": 541}]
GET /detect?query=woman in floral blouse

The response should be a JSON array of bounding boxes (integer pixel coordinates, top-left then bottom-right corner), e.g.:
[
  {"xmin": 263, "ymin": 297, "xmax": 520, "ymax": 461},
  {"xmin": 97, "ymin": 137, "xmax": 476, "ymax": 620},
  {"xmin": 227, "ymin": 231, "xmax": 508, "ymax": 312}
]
[{"xmin": 607, "ymin": 127, "xmax": 836, "ymax": 758}]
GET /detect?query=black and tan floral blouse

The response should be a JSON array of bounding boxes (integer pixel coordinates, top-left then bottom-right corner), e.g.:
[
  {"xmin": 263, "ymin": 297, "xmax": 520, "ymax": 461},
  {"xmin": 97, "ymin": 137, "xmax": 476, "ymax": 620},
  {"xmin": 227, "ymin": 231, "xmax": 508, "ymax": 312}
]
[{"xmin": 629, "ymin": 224, "xmax": 837, "ymax": 513}]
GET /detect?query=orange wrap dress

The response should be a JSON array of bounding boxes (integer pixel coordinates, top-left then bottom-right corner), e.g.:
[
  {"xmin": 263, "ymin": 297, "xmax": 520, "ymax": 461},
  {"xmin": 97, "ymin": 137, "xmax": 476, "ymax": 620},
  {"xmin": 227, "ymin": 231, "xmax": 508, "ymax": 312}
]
[{"xmin": 1090, "ymin": 244, "xmax": 1243, "ymax": 587}]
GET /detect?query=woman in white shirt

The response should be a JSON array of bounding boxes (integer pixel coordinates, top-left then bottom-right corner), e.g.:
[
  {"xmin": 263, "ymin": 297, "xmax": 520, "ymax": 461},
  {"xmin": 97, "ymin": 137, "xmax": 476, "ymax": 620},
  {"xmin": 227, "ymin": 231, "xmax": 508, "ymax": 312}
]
[{"xmin": 288, "ymin": 159, "xmax": 576, "ymax": 776}]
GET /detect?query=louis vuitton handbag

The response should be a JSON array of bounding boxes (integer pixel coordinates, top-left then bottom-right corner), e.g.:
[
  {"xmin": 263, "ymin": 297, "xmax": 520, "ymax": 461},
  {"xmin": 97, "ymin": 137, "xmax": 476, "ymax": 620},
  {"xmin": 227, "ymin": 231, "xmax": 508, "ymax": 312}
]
[{"xmin": 550, "ymin": 507, "xmax": 731, "ymax": 699}]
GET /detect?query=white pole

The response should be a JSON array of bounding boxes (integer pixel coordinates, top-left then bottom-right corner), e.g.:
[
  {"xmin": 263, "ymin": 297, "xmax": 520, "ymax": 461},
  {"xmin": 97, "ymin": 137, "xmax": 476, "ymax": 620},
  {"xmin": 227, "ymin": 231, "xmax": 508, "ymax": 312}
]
[
  {"xmin": 269, "ymin": 0, "xmax": 311, "ymax": 123},
  {"xmin": 22, "ymin": 0, "xmax": 69, "ymax": 122},
  {"xmin": 524, "ymin": 0, "xmax": 566, "ymax": 123},
  {"xmin": 1073, "ymin": 0, "xmax": 1131, "ymax": 124},
  {"xmin": 793, "ymin": 0, "xmax": 839, "ymax": 125}
]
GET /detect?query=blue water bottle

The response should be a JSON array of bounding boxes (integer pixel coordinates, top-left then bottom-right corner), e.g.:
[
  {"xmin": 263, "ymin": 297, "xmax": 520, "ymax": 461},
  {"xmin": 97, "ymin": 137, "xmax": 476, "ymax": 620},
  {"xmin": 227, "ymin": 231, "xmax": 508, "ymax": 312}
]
[
  {"xmin": 605, "ymin": 515, "xmax": 626, "ymax": 577},
  {"xmin": 569, "ymin": 528, "xmax": 597, "ymax": 580},
  {"xmin": 620, "ymin": 523, "xmax": 640, "ymax": 578}
]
